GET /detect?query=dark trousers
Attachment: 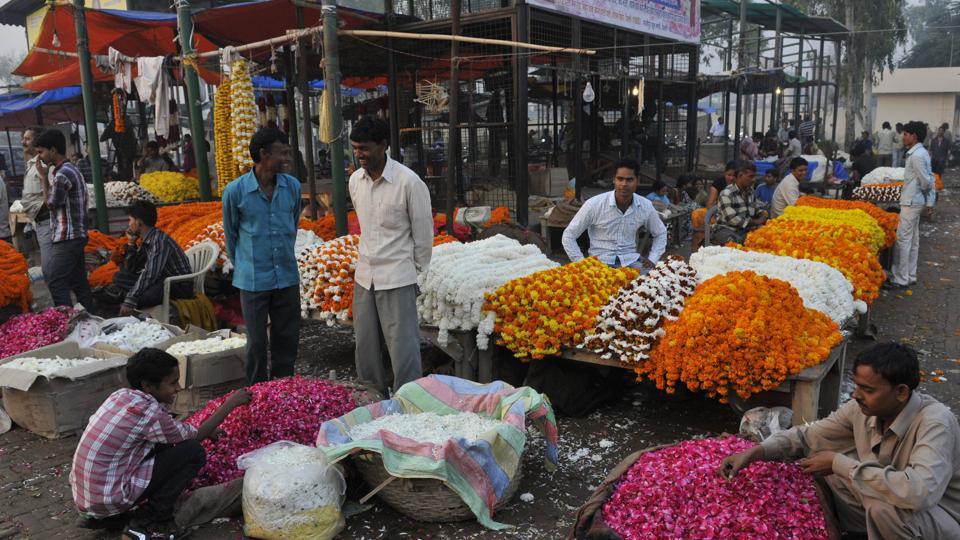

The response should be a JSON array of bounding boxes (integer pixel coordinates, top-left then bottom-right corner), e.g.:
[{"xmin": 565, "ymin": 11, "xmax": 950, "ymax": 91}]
[
  {"xmin": 48, "ymin": 237, "xmax": 93, "ymax": 309},
  {"xmin": 113, "ymin": 268, "xmax": 193, "ymax": 308},
  {"xmin": 138, "ymin": 440, "xmax": 205, "ymax": 523},
  {"xmin": 240, "ymin": 285, "xmax": 300, "ymax": 384}
]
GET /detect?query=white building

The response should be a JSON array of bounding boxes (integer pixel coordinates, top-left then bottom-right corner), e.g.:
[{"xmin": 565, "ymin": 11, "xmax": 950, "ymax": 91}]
[{"xmin": 873, "ymin": 67, "xmax": 960, "ymax": 133}]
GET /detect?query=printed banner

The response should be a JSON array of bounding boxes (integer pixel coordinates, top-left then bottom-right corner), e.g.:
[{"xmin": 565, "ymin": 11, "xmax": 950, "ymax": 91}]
[{"xmin": 527, "ymin": 0, "xmax": 700, "ymax": 44}]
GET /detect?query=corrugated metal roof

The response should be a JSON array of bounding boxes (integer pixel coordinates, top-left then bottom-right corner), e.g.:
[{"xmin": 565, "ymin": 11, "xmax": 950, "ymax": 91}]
[
  {"xmin": 702, "ymin": 0, "xmax": 848, "ymax": 38},
  {"xmin": 873, "ymin": 67, "xmax": 960, "ymax": 94}
]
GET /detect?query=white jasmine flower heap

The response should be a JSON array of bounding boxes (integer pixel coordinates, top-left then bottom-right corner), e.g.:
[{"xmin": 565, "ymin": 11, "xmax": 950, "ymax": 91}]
[
  {"xmin": 583, "ymin": 256, "xmax": 697, "ymax": 365},
  {"xmin": 4, "ymin": 356, "xmax": 103, "ymax": 378},
  {"xmin": 416, "ymin": 234, "xmax": 558, "ymax": 348}
]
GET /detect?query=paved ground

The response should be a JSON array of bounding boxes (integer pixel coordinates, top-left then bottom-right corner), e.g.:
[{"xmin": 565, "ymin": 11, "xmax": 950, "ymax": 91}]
[{"xmin": 1, "ymin": 173, "xmax": 957, "ymax": 540}]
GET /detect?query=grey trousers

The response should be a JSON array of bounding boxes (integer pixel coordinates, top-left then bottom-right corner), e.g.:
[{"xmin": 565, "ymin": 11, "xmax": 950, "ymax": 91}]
[
  {"xmin": 35, "ymin": 219, "xmax": 53, "ymax": 281},
  {"xmin": 353, "ymin": 283, "xmax": 422, "ymax": 396},
  {"xmin": 239, "ymin": 285, "xmax": 300, "ymax": 384}
]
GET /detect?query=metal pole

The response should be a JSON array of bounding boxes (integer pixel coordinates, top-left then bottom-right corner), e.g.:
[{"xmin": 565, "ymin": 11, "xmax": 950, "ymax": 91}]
[
  {"xmin": 296, "ymin": 7, "xmax": 320, "ymax": 225},
  {"xmin": 794, "ymin": 31, "xmax": 804, "ymax": 123},
  {"xmin": 656, "ymin": 52, "xmax": 665, "ymax": 181},
  {"xmin": 385, "ymin": 0, "xmax": 401, "ymax": 161},
  {"xmin": 551, "ymin": 58, "xmax": 560, "ymax": 166},
  {"xmin": 513, "ymin": 3, "xmax": 530, "ymax": 225},
  {"xmin": 831, "ymin": 40, "xmax": 840, "ymax": 143},
  {"xmin": 282, "ymin": 45, "xmax": 303, "ymax": 182},
  {"xmin": 686, "ymin": 47, "xmax": 698, "ymax": 171},
  {"xmin": 772, "ymin": 5, "xmax": 782, "ymax": 131},
  {"xmin": 5, "ymin": 129, "xmax": 15, "ymax": 176},
  {"xmin": 321, "ymin": 0, "xmax": 348, "ymax": 236},
  {"xmin": 73, "ymin": 0, "xmax": 107, "ymax": 232},
  {"xmin": 752, "ymin": 27, "xmax": 760, "ymax": 135},
  {"xmin": 446, "ymin": 0, "xmax": 461, "ymax": 234},
  {"xmin": 816, "ymin": 38, "xmax": 826, "ymax": 140},
  {"xmin": 723, "ymin": 17, "xmax": 733, "ymax": 162},
  {"xmin": 176, "ymin": 0, "xmax": 212, "ymax": 201}
]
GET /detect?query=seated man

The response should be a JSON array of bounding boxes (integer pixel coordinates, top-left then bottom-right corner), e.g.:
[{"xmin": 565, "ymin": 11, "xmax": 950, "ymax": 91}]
[
  {"xmin": 721, "ymin": 343, "xmax": 960, "ymax": 539},
  {"xmin": 770, "ymin": 157, "xmax": 808, "ymax": 218},
  {"xmin": 71, "ymin": 348, "xmax": 250, "ymax": 538},
  {"xmin": 111, "ymin": 200, "xmax": 195, "ymax": 316},
  {"xmin": 561, "ymin": 158, "xmax": 667, "ymax": 270},
  {"xmin": 136, "ymin": 141, "xmax": 173, "ymax": 179},
  {"xmin": 711, "ymin": 161, "xmax": 767, "ymax": 245},
  {"xmin": 755, "ymin": 170, "xmax": 778, "ymax": 207}
]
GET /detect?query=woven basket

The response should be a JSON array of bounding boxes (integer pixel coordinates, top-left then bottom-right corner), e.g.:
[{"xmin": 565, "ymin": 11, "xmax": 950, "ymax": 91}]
[{"xmin": 353, "ymin": 451, "xmax": 522, "ymax": 522}]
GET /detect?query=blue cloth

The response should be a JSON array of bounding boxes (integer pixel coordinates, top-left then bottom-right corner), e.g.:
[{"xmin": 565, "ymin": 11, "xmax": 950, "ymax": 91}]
[
  {"xmin": 645, "ymin": 192, "xmax": 671, "ymax": 205},
  {"xmin": 222, "ymin": 170, "xmax": 301, "ymax": 292},
  {"xmin": 0, "ymin": 87, "xmax": 81, "ymax": 115},
  {"xmin": 755, "ymin": 183, "xmax": 776, "ymax": 204}
]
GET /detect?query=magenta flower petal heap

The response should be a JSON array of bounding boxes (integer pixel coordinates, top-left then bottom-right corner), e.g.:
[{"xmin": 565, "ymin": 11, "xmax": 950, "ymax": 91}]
[
  {"xmin": 0, "ymin": 307, "xmax": 75, "ymax": 359},
  {"xmin": 602, "ymin": 437, "xmax": 829, "ymax": 539},
  {"xmin": 185, "ymin": 376, "xmax": 356, "ymax": 488}
]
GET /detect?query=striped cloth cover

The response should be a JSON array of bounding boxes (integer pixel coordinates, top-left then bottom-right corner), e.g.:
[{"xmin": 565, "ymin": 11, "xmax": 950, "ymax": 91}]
[{"xmin": 316, "ymin": 375, "xmax": 558, "ymax": 530}]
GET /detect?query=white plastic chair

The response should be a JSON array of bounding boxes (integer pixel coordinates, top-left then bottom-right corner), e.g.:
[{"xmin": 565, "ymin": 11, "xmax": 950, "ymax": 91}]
[{"xmin": 143, "ymin": 241, "xmax": 219, "ymax": 324}]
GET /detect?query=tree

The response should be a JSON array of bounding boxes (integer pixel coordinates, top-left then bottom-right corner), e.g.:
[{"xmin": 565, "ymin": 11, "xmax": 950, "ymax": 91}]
[
  {"xmin": 0, "ymin": 53, "xmax": 28, "ymax": 87},
  {"xmin": 901, "ymin": 0, "xmax": 960, "ymax": 68},
  {"xmin": 787, "ymin": 0, "xmax": 907, "ymax": 148}
]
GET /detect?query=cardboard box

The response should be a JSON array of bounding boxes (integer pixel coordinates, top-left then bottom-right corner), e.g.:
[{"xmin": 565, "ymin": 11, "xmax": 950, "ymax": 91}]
[
  {"xmin": 160, "ymin": 329, "xmax": 247, "ymax": 416},
  {"xmin": 0, "ymin": 342, "xmax": 129, "ymax": 439},
  {"xmin": 529, "ymin": 168, "xmax": 569, "ymax": 197},
  {"xmin": 93, "ymin": 318, "xmax": 186, "ymax": 355}
]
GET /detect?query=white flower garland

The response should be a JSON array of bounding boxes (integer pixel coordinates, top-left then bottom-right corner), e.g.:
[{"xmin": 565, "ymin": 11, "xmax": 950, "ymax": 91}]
[
  {"xmin": 582, "ymin": 256, "xmax": 698, "ymax": 365},
  {"xmin": 166, "ymin": 335, "xmax": 247, "ymax": 356},
  {"xmin": 296, "ymin": 235, "xmax": 359, "ymax": 323},
  {"xmin": 689, "ymin": 246, "xmax": 866, "ymax": 325},
  {"xmin": 99, "ymin": 320, "xmax": 176, "ymax": 351},
  {"xmin": 348, "ymin": 411, "xmax": 503, "ymax": 445},
  {"xmin": 4, "ymin": 356, "xmax": 103, "ymax": 378},
  {"xmin": 416, "ymin": 234, "xmax": 558, "ymax": 349}
]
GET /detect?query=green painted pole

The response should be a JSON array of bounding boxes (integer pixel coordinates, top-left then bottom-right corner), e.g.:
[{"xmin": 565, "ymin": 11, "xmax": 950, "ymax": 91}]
[
  {"xmin": 73, "ymin": 0, "xmax": 107, "ymax": 232},
  {"xmin": 176, "ymin": 0, "xmax": 213, "ymax": 201},
  {"xmin": 322, "ymin": 0, "xmax": 348, "ymax": 236}
]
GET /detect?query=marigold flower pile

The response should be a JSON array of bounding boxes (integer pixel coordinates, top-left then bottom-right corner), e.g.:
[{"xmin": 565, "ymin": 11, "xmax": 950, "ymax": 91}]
[
  {"xmin": 601, "ymin": 436, "xmax": 829, "ymax": 540},
  {"xmin": 483, "ymin": 258, "xmax": 637, "ymax": 359},
  {"xmin": 185, "ymin": 376, "xmax": 356, "ymax": 488},
  {"xmin": 643, "ymin": 271, "xmax": 840, "ymax": 401},
  {"xmin": 298, "ymin": 216, "xmax": 336, "ymax": 242},
  {"xmin": 743, "ymin": 220, "xmax": 885, "ymax": 304},
  {"xmin": 852, "ymin": 182, "xmax": 902, "ymax": 202},
  {"xmin": 183, "ymin": 222, "xmax": 232, "ymax": 273},
  {"xmin": 583, "ymin": 257, "xmax": 697, "ymax": 366},
  {"xmin": 89, "ymin": 261, "xmax": 120, "ymax": 287},
  {"xmin": 0, "ymin": 240, "xmax": 31, "ymax": 311},
  {"xmin": 778, "ymin": 206, "xmax": 886, "ymax": 253},
  {"xmin": 0, "ymin": 307, "xmax": 74, "ymax": 358},
  {"xmin": 84, "ymin": 230, "xmax": 125, "ymax": 255},
  {"xmin": 484, "ymin": 206, "xmax": 511, "ymax": 227},
  {"xmin": 432, "ymin": 233, "xmax": 459, "ymax": 246},
  {"xmin": 140, "ymin": 171, "xmax": 201, "ymax": 202},
  {"xmin": 432, "ymin": 213, "xmax": 472, "ymax": 241},
  {"xmin": 296, "ymin": 235, "xmax": 360, "ymax": 323},
  {"xmin": 796, "ymin": 196, "xmax": 898, "ymax": 248},
  {"xmin": 155, "ymin": 202, "xmax": 223, "ymax": 248}
]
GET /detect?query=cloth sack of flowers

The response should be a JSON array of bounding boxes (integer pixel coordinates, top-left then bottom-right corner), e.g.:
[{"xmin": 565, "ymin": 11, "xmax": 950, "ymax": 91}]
[
  {"xmin": 569, "ymin": 436, "xmax": 841, "ymax": 540},
  {"xmin": 237, "ymin": 441, "xmax": 346, "ymax": 540},
  {"xmin": 316, "ymin": 375, "xmax": 558, "ymax": 530}
]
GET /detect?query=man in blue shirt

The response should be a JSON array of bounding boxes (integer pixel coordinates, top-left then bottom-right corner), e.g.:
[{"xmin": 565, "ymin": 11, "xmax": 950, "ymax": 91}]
[
  {"xmin": 755, "ymin": 169, "xmax": 778, "ymax": 207},
  {"xmin": 886, "ymin": 121, "xmax": 936, "ymax": 290},
  {"xmin": 222, "ymin": 128, "xmax": 301, "ymax": 384}
]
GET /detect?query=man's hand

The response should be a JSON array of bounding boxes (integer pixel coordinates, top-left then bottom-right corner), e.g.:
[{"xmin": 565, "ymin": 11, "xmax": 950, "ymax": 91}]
[
  {"xmin": 119, "ymin": 303, "xmax": 135, "ymax": 316},
  {"xmin": 36, "ymin": 160, "xmax": 48, "ymax": 179},
  {"xmin": 224, "ymin": 388, "xmax": 252, "ymax": 410},
  {"xmin": 924, "ymin": 206, "xmax": 935, "ymax": 219},
  {"xmin": 719, "ymin": 446, "xmax": 764, "ymax": 480},
  {"xmin": 641, "ymin": 258, "xmax": 656, "ymax": 270},
  {"xmin": 799, "ymin": 451, "xmax": 837, "ymax": 476}
]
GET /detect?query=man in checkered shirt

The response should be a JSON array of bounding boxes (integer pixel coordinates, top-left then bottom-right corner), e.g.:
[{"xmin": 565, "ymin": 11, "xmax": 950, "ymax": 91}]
[
  {"xmin": 71, "ymin": 349, "xmax": 249, "ymax": 539},
  {"xmin": 711, "ymin": 160, "xmax": 768, "ymax": 245}
]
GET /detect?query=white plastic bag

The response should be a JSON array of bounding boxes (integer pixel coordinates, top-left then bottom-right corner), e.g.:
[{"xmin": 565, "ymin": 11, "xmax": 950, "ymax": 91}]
[
  {"xmin": 237, "ymin": 441, "xmax": 346, "ymax": 540},
  {"xmin": 738, "ymin": 406, "xmax": 793, "ymax": 442}
]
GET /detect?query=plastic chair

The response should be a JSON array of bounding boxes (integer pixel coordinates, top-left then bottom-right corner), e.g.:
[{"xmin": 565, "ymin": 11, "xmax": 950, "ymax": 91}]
[
  {"xmin": 143, "ymin": 241, "xmax": 219, "ymax": 324},
  {"xmin": 702, "ymin": 205, "xmax": 720, "ymax": 247}
]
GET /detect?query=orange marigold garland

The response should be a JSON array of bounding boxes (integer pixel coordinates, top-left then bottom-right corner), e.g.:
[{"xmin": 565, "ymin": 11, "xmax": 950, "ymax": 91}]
[
  {"xmin": 483, "ymin": 258, "xmax": 638, "ymax": 359},
  {"xmin": 296, "ymin": 235, "xmax": 360, "ymax": 324},
  {"xmin": 484, "ymin": 206, "xmax": 511, "ymax": 227},
  {"xmin": 643, "ymin": 271, "xmax": 841, "ymax": 402},
  {"xmin": 89, "ymin": 261, "xmax": 120, "ymax": 287},
  {"xmin": 0, "ymin": 241, "xmax": 32, "ymax": 311},
  {"xmin": 112, "ymin": 89, "xmax": 126, "ymax": 133},
  {"xmin": 298, "ymin": 216, "xmax": 336, "ymax": 242},
  {"xmin": 795, "ymin": 196, "xmax": 898, "ymax": 249},
  {"xmin": 432, "ymin": 233, "xmax": 459, "ymax": 246},
  {"xmin": 85, "ymin": 230, "xmax": 125, "ymax": 254}
]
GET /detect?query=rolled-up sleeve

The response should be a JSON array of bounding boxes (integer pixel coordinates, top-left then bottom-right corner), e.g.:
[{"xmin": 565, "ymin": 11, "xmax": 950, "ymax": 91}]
[
  {"xmin": 761, "ymin": 401, "xmax": 858, "ymax": 460},
  {"xmin": 143, "ymin": 404, "xmax": 198, "ymax": 444},
  {"xmin": 408, "ymin": 178, "xmax": 433, "ymax": 273},
  {"xmin": 561, "ymin": 203, "xmax": 591, "ymax": 262}
]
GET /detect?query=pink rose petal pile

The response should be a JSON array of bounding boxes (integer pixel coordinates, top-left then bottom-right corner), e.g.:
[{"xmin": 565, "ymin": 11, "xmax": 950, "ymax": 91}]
[
  {"xmin": 602, "ymin": 436, "xmax": 829, "ymax": 540},
  {"xmin": 0, "ymin": 307, "xmax": 75, "ymax": 359},
  {"xmin": 185, "ymin": 376, "xmax": 356, "ymax": 487}
]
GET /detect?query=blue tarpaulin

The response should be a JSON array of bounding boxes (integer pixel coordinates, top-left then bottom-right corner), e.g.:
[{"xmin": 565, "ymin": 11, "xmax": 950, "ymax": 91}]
[
  {"xmin": 250, "ymin": 76, "xmax": 365, "ymax": 97},
  {"xmin": 0, "ymin": 87, "xmax": 82, "ymax": 116}
]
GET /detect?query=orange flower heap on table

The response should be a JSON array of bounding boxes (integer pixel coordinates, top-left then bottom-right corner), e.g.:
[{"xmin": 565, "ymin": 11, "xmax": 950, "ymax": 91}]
[
  {"xmin": 743, "ymin": 220, "xmax": 885, "ymax": 304},
  {"xmin": 0, "ymin": 241, "xmax": 31, "ymax": 311},
  {"xmin": 483, "ymin": 258, "xmax": 637, "ymax": 359},
  {"xmin": 432, "ymin": 233, "xmax": 459, "ymax": 246},
  {"xmin": 796, "ymin": 196, "xmax": 898, "ymax": 249},
  {"xmin": 85, "ymin": 230, "xmax": 125, "ymax": 254},
  {"xmin": 643, "ymin": 271, "xmax": 841, "ymax": 402}
]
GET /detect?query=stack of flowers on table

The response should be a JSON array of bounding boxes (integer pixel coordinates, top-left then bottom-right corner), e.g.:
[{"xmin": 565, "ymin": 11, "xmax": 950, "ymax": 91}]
[
  {"xmin": 100, "ymin": 181, "xmax": 161, "ymax": 207},
  {"xmin": 691, "ymin": 246, "xmax": 865, "ymax": 325},
  {"xmin": 600, "ymin": 436, "xmax": 829, "ymax": 539},
  {"xmin": 483, "ymin": 258, "xmax": 637, "ymax": 359},
  {"xmin": 777, "ymin": 206, "xmax": 886, "ymax": 253},
  {"xmin": 742, "ymin": 219, "xmax": 885, "ymax": 304},
  {"xmin": 0, "ymin": 307, "xmax": 75, "ymax": 358},
  {"xmin": 795, "ymin": 196, "xmax": 898, "ymax": 249},
  {"xmin": 852, "ymin": 182, "xmax": 902, "ymax": 202},
  {"xmin": 140, "ymin": 171, "xmax": 202, "ymax": 203},
  {"xmin": 417, "ymin": 235, "xmax": 558, "ymax": 349},
  {"xmin": 186, "ymin": 376, "xmax": 355, "ymax": 487},
  {"xmin": 296, "ymin": 235, "xmax": 360, "ymax": 323},
  {"xmin": 84, "ymin": 230, "xmax": 125, "ymax": 255},
  {"xmin": 642, "ymin": 271, "xmax": 841, "ymax": 401},
  {"xmin": 582, "ymin": 257, "xmax": 697, "ymax": 366},
  {"xmin": 0, "ymin": 240, "xmax": 31, "ymax": 312}
]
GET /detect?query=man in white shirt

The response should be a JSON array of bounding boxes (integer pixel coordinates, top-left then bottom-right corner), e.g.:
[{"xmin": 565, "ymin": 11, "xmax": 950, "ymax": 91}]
[
  {"xmin": 20, "ymin": 127, "xmax": 54, "ymax": 279},
  {"xmin": 709, "ymin": 116, "xmax": 726, "ymax": 141},
  {"xmin": 561, "ymin": 158, "xmax": 667, "ymax": 271},
  {"xmin": 349, "ymin": 116, "xmax": 433, "ymax": 396},
  {"xmin": 785, "ymin": 130, "xmax": 803, "ymax": 161},
  {"xmin": 875, "ymin": 122, "xmax": 895, "ymax": 167},
  {"xmin": 770, "ymin": 157, "xmax": 808, "ymax": 218},
  {"xmin": 886, "ymin": 121, "xmax": 936, "ymax": 290}
]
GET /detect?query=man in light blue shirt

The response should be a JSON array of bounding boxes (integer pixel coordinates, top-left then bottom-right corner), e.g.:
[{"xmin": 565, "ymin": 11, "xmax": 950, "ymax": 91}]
[
  {"xmin": 222, "ymin": 128, "xmax": 301, "ymax": 384},
  {"xmin": 562, "ymin": 158, "xmax": 667, "ymax": 270},
  {"xmin": 886, "ymin": 121, "xmax": 936, "ymax": 290}
]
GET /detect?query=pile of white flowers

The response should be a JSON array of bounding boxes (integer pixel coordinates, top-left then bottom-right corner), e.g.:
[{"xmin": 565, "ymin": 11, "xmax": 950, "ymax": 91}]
[
  {"xmin": 88, "ymin": 182, "xmax": 161, "ymax": 208},
  {"xmin": 166, "ymin": 335, "xmax": 247, "ymax": 356},
  {"xmin": 99, "ymin": 320, "xmax": 175, "ymax": 351},
  {"xmin": 296, "ymin": 235, "xmax": 359, "ymax": 322},
  {"xmin": 583, "ymin": 256, "xmax": 698, "ymax": 365},
  {"xmin": 348, "ymin": 411, "xmax": 504, "ymax": 445},
  {"xmin": 4, "ymin": 356, "xmax": 103, "ymax": 378},
  {"xmin": 861, "ymin": 167, "xmax": 904, "ymax": 186},
  {"xmin": 690, "ymin": 246, "xmax": 866, "ymax": 325},
  {"xmin": 417, "ymin": 235, "xmax": 558, "ymax": 348}
]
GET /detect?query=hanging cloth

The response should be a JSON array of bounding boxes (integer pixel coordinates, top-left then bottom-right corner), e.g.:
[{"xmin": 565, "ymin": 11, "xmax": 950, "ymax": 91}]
[
  {"xmin": 134, "ymin": 56, "xmax": 171, "ymax": 138},
  {"xmin": 109, "ymin": 48, "xmax": 132, "ymax": 93}
]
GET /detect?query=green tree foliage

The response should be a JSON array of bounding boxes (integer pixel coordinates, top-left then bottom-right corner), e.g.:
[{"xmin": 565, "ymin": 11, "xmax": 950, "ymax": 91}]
[{"xmin": 901, "ymin": 0, "xmax": 960, "ymax": 68}]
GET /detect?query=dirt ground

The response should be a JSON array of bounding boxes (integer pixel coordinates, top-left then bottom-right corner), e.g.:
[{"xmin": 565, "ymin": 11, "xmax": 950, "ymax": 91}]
[{"xmin": 1, "ymin": 174, "xmax": 958, "ymax": 540}]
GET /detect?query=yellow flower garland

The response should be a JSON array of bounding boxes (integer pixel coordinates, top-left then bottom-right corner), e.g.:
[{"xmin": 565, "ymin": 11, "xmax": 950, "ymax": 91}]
[{"xmin": 778, "ymin": 206, "xmax": 886, "ymax": 253}]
